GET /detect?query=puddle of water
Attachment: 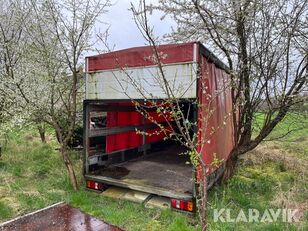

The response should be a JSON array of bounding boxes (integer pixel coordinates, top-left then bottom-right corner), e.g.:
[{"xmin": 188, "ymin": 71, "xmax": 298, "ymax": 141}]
[{"xmin": 0, "ymin": 203, "xmax": 123, "ymax": 231}]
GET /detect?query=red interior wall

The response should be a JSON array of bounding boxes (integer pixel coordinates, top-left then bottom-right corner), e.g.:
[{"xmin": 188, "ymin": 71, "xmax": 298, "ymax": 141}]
[{"xmin": 105, "ymin": 103, "xmax": 172, "ymax": 153}]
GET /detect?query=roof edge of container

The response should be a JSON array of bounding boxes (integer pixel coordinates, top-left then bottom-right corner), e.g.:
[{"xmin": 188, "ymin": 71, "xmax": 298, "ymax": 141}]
[
  {"xmin": 197, "ymin": 42, "xmax": 230, "ymax": 73},
  {"xmin": 86, "ymin": 41, "xmax": 230, "ymax": 73},
  {"xmin": 85, "ymin": 42, "xmax": 197, "ymax": 59}
]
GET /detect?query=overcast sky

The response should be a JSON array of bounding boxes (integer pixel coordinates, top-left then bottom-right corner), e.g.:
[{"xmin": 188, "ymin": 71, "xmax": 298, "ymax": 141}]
[{"xmin": 98, "ymin": 0, "xmax": 175, "ymax": 50}]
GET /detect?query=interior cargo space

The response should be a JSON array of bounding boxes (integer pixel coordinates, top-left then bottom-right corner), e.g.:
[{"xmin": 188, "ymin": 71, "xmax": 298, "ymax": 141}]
[
  {"xmin": 84, "ymin": 101, "xmax": 196, "ymax": 199},
  {"xmin": 91, "ymin": 144, "xmax": 193, "ymax": 197}
]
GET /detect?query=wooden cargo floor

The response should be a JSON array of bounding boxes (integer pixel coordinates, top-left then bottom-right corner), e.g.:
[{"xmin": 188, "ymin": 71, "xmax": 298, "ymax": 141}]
[{"xmin": 89, "ymin": 145, "xmax": 193, "ymax": 198}]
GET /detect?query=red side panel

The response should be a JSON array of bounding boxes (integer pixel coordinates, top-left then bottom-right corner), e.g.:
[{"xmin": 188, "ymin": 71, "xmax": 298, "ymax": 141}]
[
  {"xmin": 105, "ymin": 102, "xmax": 173, "ymax": 153},
  {"xmin": 197, "ymin": 56, "xmax": 234, "ymax": 174},
  {"xmin": 116, "ymin": 112, "xmax": 130, "ymax": 150},
  {"xmin": 106, "ymin": 105, "xmax": 128, "ymax": 153},
  {"xmin": 146, "ymin": 128, "xmax": 163, "ymax": 143},
  {"xmin": 106, "ymin": 111, "xmax": 117, "ymax": 153},
  {"xmin": 146, "ymin": 124, "xmax": 173, "ymax": 144},
  {"xmin": 146, "ymin": 111, "xmax": 167, "ymax": 124},
  {"xmin": 128, "ymin": 112, "xmax": 143, "ymax": 148},
  {"xmin": 87, "ymin": 43, "xmax": 196, "ymax": 72},
  {"xmin": 145, "ymin": 106, "xmax": 173, "ymax": 144}
]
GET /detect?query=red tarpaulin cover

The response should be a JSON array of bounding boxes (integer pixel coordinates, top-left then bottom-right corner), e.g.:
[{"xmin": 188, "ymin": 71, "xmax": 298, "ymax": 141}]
[{"xmin": 197, "ymin": 55, "xmax": 234, "ymax": 174}]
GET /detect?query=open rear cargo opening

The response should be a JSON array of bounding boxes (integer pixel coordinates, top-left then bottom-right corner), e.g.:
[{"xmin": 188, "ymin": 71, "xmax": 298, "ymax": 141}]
[{"xmin": 84, "ymin": 100, "xmax": 196, "ymax": 200}]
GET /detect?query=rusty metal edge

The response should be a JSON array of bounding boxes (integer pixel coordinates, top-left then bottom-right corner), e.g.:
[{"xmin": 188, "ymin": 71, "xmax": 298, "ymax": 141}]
[{"xmin": 0, "ymin": 201, "xmax": 65, "ymax": 227}]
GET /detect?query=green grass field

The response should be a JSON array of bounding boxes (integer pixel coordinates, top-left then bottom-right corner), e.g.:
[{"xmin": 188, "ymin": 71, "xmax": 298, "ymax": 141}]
[{"xmin": 0, "ymin": 113, "xmax": 307, "ymax": 230}]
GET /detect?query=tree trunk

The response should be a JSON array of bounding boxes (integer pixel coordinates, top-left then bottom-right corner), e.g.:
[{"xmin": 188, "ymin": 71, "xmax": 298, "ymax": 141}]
[
  {"xmin": 222, "ymin": 154, "xmax": 238, "ymax": 182},
  {"xmin": 197, "ymin": 163, "xmax": 208, "ymax": 231},
  {"xmin": 37, "ymin": 125, "xmax": 46, "ymax": 143},
  {"xmin": 60, "ymin": 146, "xmax": 78, "ymax": 191}
]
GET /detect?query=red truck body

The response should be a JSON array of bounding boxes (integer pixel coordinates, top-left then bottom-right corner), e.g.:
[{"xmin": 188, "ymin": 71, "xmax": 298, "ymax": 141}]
[{"xmin": 83, "ymin": 42, "xmax": 234, "ymax": 212}]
